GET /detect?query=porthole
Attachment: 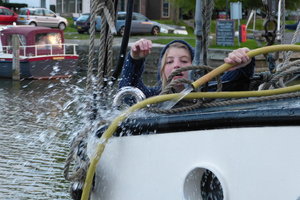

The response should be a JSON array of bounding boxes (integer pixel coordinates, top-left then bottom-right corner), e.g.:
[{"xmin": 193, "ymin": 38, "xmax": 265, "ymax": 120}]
[{"xmin": 183, "ymin": 166, "xmax": 226, "ymax": 200}]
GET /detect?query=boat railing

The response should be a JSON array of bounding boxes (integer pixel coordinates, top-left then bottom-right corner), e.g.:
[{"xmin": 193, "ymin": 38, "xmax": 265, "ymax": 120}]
[{"xmin": 1, "ymin": 43, "xmax": 78, "ymax": 57}]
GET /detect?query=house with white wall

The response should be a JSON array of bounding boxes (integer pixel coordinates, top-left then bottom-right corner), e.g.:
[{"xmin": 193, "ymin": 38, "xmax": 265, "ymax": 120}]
[{"xmin": 6, "ymin": 0, "xmax": 176, "ymax": 20}]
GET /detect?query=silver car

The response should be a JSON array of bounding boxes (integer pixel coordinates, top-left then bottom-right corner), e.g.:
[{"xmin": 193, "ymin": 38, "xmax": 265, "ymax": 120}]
[
  {"xmin": 17, "ymin": 8, "xmax": 68, "ymax": 30},
  {"xmin": 116, "ymin": 12, "xmax": 161, "ymax": 36}
]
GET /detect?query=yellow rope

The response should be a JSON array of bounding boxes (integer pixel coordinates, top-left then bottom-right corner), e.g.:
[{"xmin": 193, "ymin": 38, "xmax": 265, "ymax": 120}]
[{"xmin": 80, "ymin": 44, "xmax": 300, "ymax": 200}]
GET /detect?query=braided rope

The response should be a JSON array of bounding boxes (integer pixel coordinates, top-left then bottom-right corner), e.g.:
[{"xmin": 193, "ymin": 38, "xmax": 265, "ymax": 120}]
[
  {"xmin": 105, "ymin": 0, "xmax": 115, "ymax": 78},
  {"xmin": 64, "ymin": 118, "xmax": 109, "ymax": 182},
  {"xmin": 64, "ymin": 127, "xmax": 90, "ymax": 182},
  {"xmin": 279, "ymin": 0, "xmax": 285, "ymax": 45},
  {"xmin": 97, "ymin": 5, "xmax": 108, "ymax": 87},
  {"xmin": 260, "ymin": 67, "xmax": 300, "ymax": 89},
  {"xmin": 280, "ymin": 0, "xmax": 300, "ymax": 68},
  {"xmin": 201, "ymin": 91, "xmax": 300, "ymax": 108},
  {"xmin": 202, "ymin": 0, "xmax": 214, "ymax": 65},
  {"xmin": 64, "ymin": 0, "xmax": 116, "ymax": 184},
  {"xmin": 86, "ymin": 0, "xmax": 98, "ymax": 93},
  {"xmin": 277, "ymin": 59, "xmax": 300, "ymax": 73}
]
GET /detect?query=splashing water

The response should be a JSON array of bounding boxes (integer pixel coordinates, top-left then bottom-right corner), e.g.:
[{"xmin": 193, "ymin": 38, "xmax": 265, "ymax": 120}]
[
  {"xmin": 0, "ymin": 72, "xmax": 119, "ymax": 200},
  {"xmin": 160, "ymin": 85, "xmax": 194, "ymax": 109}
]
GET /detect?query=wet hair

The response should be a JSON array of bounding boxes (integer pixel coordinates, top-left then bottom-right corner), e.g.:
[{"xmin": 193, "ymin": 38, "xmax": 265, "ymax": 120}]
[{"xmin": 160, "ymin": 42, "xmax": 192, "ymax": 88}]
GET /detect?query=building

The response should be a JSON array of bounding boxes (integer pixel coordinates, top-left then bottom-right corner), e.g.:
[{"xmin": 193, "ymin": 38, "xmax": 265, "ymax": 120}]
[
  {"xmin": 3, "ymin": 0, "xmax": 56, "ymax": 10},
  {"xmin": 4, "ymin": 0, "xmax": 180, "ymax": 20},
  {"xmin": 55, "ymin": 0, "xmax": 178, "ymax": 20}
]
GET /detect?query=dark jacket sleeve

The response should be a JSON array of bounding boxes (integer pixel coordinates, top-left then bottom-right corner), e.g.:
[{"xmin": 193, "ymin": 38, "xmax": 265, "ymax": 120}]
[
  {"xmin": 221, "ymin": 58, "xmax": 255, "ymax": 82},
  {"xmin": 219, "ymin": 58, "xmax": 255, "ymax": 91},
  {"xmin": 207, "ymin": 58, "xmax": 255, "ymax": 91},
  {"xmin": 118, "ymin": 53, "xmax": 161, "ymax": 98}
]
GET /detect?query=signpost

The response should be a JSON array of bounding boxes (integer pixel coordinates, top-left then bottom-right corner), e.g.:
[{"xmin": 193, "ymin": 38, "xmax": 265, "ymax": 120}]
[{"xmin": 216, "ymin": 19, "xmax": 235, "ymax": 46}]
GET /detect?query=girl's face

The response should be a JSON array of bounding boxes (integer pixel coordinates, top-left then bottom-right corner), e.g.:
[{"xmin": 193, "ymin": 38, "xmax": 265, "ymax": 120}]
[{"xmin": 163, "ymin": 47, "xmax": 192, "ymax": 81}]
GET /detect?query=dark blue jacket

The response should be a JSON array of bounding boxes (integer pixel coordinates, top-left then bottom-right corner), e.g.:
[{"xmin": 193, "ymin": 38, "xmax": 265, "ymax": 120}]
[{"xmin": 119, "ymin": 40, "xmax": 255, "ymax": 98}]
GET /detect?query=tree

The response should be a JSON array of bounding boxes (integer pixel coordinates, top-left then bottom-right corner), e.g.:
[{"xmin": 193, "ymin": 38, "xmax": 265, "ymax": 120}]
[
  {"xmin": 168, "ymin": 0, "xmax": 195, "ymax": 15},
  {"xmin": 169, "ymin": 0, "xmax": 300, "ymax": 15}
]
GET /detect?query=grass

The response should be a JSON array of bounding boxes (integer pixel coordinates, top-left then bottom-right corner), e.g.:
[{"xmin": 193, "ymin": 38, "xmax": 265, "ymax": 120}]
[
  {"xmin": 209, "ymin": 38, "xmax": 264, "ymax": 49},
  {"xmin": 63, "ymin": 16, "xmax": 299, "ymax": 49},
  {"xmin": 155, "ymin": 19, "xmax": 195, "ymax": 36},
  {"xmin": 152, "ymin": 37, "xmax": 263, "ymax": 49}
]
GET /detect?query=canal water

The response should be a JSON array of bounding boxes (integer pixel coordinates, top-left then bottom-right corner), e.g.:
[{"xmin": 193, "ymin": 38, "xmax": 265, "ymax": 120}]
[{"xmin": 0, "ymin": 75, "xmax": 92, "ymax": 200}]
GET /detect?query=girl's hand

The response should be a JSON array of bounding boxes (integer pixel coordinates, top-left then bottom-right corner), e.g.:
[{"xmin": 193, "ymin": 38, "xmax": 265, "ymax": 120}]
[
  {"xmin": 224, "ymin": 47, "xmax": 251, "ymax": 70},
  {"xmin": 130, "ymin": 39, "xmax": 152, "ymax": 60}
]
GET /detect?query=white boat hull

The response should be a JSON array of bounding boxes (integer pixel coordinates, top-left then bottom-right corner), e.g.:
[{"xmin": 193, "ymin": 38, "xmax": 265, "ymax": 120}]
[{"xmin": 90, "ymin": 126, "xmax": 300, "ymax": 200}]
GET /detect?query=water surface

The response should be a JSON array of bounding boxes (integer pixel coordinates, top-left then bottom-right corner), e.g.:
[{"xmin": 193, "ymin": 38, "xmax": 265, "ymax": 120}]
[{"xmin": 0, "ymin": 77, "xmax": 88, "ymax": 200}]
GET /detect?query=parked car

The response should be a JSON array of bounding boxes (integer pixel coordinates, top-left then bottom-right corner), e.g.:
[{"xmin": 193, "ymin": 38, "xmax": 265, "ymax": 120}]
[
  {"xmin": 75, "ymin": 12, "xmax": 161, "ymax": 36},
  {"xmin": 0, "ymin": 6, "xmax": 18, "ymax": 25},
  {"xmin": 75, "ymin": 13, "xmax": 101, "ymax": 34},
  {"xmin": 17, "ymin": 8, "xmax": 68, "ymax": 30},
  {"xmin": 117, "ymin": 12, "xmax": 160, "ymax": 36},
  {"xmin": 285, "ymin": 20, "xmax": 300, "ymax": 30}
]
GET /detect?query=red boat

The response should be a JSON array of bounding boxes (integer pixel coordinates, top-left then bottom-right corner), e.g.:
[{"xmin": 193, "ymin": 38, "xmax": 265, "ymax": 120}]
[{"xmin": 0, "ymin": 26, "xmax": 78, "ymax": 79}]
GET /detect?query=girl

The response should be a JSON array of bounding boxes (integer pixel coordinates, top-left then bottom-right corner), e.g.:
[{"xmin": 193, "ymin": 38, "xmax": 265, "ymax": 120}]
[{"xmin": 119, "ymin": 39, "xmax": 254, "ymax": 98}]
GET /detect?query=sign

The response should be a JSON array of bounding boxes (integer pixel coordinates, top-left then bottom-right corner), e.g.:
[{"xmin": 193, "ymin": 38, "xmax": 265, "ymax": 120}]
[
  {"xmin": 230, "ymin": 2, "xmax": 242, "ymax": 20},
  {"xmin": 216, "ymin": 19, "xmax": 235, "ymax": 46}
]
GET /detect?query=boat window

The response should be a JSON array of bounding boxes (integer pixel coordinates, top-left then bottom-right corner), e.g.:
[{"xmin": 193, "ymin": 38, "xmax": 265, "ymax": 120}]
[
  {"xmin": 7, "ymin": 34, "xmax": 26, "ymax": 46},
  {"xmin": 35, "ymin": 33, "xmax": 62, "ymax": 49}
]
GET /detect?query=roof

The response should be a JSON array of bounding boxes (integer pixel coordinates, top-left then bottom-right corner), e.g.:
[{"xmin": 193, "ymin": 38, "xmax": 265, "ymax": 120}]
[
  {"xmin": 1, "ymin": 26, "xmax": 53, "ymax": 34},
  {"xmin": 0, "ymin": 26, "xmax": 63, "ymax": 45}
]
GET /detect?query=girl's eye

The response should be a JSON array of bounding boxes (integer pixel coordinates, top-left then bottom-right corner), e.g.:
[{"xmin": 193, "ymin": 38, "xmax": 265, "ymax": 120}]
[
  {"xmin": 180, "ymin": 60, "xmax": 189, "ymax": 64},
  {"xmin": 166, "ymin": 60, "xmax": 173, "ymax": 64}
]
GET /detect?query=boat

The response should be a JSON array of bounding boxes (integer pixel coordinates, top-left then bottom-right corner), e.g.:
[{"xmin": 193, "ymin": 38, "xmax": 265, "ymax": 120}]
[
  {"xmin": 89, "ymin": 91, "xmax": 300, "ymax": 200},
  {"xmin": 64, "ymin": 46, "xmax": 300, "ymax": 200},
  {"xmin": 0, "ymin": 25, "xmax": 78, "ymax": 79},
  {"xmin": 66, "ymin": 81, "xmax": 300, "ymax": 200},
  {"xmin": 63, "ymin": 1, "xmax": 300, "ymax": 199}
]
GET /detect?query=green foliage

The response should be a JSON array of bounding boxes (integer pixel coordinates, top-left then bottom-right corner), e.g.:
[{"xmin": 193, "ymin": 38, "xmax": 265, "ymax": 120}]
[
  {"xmin": 168, "ymin": 0, "xmax": 195, "ymax": 15},
  {"xmin": 169, "ymin": 0, "xmax": 300, "ymax": 15},
  {"xmin": 65, "ymin": 17, "xmax": 77, "ymax": 32}
]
